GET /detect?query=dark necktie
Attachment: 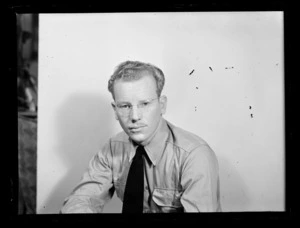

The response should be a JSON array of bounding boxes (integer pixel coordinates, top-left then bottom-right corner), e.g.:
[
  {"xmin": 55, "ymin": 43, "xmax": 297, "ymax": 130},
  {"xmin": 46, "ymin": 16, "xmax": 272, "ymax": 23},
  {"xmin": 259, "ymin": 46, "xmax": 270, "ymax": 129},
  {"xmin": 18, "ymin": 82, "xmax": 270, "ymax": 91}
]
[{"xmin": 122, "ymin": 145, "xmax": 145, "ymax": 213}]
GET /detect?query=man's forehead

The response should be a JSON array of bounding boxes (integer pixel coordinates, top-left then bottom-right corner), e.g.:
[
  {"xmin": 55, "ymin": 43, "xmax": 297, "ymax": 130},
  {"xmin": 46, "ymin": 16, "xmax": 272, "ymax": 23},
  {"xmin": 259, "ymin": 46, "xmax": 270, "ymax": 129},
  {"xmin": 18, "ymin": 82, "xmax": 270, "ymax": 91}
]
[{"xmin": 114, "ymin": 77, "xmax": 157, "ymax": 102}]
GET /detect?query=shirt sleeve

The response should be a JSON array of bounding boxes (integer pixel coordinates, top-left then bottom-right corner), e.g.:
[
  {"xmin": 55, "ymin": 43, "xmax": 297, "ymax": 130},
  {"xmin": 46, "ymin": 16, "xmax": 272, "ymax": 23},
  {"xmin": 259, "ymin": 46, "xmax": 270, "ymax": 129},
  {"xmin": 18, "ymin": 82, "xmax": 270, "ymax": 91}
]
[
  {"xmin": 60, "ymin": 141, "xmax": 114, "ymax": 213},
  {"xmin": 180, "ymin": 144, "xmax": 221, "ymax": 212}
]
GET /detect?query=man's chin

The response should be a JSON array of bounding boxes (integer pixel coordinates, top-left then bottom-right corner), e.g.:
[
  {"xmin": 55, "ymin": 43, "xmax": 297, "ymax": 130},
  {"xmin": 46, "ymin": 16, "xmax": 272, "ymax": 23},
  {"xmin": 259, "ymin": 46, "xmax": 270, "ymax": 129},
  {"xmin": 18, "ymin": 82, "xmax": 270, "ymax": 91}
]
[{"xmin": 129, "ymin": 133, "xmax": 145, "ymax": 144}]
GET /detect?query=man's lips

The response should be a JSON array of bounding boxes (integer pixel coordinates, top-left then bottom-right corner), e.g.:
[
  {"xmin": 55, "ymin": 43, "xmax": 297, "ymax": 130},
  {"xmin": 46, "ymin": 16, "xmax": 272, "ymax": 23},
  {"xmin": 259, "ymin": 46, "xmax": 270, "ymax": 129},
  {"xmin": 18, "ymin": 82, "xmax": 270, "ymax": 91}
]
[{"xmin": 128, "ymin": 125, "xmax": 146, "ymax": 132}]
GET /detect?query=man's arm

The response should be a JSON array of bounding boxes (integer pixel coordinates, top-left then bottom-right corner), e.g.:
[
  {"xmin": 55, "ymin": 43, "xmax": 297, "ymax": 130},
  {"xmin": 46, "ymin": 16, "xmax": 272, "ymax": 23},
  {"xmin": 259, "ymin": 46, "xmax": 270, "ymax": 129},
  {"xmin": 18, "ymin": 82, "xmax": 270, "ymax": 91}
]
[
  {"xmin": 60, "ymin": 142, "xmax": 114, "ymax": 213},
  {"xmin": 180, "ymin": 144, "xmax": 221, "ymax": 212}
]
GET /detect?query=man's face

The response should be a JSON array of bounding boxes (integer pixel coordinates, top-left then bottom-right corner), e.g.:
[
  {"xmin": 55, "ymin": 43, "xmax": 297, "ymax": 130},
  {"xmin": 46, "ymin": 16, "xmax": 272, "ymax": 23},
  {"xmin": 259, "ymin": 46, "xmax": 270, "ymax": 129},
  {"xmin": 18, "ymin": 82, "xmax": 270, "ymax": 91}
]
[{"xmin": 112, "ymin": 73, "xmax": 167, "ymax": 145}]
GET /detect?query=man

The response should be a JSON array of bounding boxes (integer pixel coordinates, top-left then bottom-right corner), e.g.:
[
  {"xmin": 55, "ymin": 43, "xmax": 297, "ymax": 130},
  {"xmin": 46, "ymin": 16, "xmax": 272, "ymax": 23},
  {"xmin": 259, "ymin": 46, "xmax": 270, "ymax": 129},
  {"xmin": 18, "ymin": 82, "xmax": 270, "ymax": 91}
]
[{"xmin": 60, "ymin": 60, "xmax": 221, "ymax": 213}]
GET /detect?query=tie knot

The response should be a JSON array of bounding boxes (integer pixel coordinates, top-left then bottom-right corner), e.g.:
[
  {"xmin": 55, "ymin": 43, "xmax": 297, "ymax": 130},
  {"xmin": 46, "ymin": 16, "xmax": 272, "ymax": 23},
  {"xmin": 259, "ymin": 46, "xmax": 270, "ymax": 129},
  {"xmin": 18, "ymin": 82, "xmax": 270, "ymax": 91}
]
[{"xmin": 136, "ymin": 145, "xmax": 145, "ymax": 156}]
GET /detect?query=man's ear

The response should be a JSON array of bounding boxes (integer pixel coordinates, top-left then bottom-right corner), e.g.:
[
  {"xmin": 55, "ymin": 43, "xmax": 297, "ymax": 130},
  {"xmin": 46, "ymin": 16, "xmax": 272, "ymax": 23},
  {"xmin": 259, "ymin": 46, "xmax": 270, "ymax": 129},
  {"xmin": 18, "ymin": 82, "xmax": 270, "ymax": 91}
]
[
  {"xmin": 111, "ymin": 102, "xmax": 119, "ymax": 120},
  {"xmin": 159, "ymin": 95, "xmax": 167, "ymax": 115}
]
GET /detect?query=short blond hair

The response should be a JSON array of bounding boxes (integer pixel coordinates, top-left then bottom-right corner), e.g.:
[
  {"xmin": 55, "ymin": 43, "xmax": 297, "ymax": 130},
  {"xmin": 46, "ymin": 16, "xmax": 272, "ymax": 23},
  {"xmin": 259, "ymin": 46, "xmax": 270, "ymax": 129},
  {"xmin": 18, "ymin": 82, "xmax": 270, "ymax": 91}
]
[{"xmin": 108, "ymin": 60, "xmax": 165, "ymax": 99}]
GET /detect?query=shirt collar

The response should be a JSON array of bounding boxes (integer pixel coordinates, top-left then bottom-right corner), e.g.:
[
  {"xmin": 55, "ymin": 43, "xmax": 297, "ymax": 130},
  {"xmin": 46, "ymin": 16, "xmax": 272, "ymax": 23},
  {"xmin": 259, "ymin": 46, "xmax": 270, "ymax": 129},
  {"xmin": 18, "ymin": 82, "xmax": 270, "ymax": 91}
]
[{"xmin": 128, "ymin": 118, "xmax": 170, "ymax": 166}]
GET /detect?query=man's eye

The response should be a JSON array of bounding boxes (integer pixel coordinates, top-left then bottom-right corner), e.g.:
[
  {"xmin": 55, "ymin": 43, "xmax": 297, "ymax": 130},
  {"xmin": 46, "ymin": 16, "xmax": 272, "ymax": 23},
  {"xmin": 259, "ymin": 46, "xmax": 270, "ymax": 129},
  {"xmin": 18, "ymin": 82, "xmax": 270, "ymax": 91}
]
[
  {"xmin": 141, "ymin": 102, "xmax": 149, "ymax": 107},
  {"xmin": 120, "ymin": 105, "xmax": 131, "ymax": 109}
]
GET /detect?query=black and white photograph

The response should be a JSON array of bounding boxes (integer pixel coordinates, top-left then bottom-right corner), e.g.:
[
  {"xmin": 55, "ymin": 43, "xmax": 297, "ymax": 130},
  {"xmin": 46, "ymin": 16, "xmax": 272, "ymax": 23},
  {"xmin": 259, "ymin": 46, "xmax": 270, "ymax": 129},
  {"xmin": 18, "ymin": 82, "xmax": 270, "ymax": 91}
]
[{"xmin": 15, "ymin": 9, "xmax": 287, "ymax": 218}]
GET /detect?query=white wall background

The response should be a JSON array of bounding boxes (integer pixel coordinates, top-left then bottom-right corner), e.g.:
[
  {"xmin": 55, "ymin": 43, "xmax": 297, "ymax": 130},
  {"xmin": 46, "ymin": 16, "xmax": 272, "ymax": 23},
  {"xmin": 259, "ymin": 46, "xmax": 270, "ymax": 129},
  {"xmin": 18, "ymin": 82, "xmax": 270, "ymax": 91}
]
[{"xmin": 37, "ymin": 12, "xmax": 284, "ymax": 213}]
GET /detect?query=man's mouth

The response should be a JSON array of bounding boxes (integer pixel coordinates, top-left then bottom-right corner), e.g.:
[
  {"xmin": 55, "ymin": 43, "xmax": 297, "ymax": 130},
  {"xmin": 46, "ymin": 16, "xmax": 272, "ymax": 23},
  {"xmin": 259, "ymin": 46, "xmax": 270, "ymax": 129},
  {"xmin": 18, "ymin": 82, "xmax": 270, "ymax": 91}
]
[{"xmin": 129, "ymin": 125, "xmax": 145, "ymax": 133}]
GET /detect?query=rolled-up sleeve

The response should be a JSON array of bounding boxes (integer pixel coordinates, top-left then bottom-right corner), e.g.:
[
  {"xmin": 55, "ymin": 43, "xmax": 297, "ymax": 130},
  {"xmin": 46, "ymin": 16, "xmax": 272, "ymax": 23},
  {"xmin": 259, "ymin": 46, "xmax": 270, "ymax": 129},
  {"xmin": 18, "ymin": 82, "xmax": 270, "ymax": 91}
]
[
  {"xmin": 180, "ymin": 145, "xmax": 221, "ymax": 212},
  {"xmin": 60, "ymin": 141, "xmax": 114, "ymax": 213}
]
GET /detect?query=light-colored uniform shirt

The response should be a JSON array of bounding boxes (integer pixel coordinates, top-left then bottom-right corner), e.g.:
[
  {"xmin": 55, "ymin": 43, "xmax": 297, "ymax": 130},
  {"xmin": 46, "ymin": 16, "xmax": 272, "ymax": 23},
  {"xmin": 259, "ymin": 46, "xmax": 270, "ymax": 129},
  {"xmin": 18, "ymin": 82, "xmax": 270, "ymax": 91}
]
[{"xmin": 61, "ymin": 118, "xmax": 221, "ymax": 213}]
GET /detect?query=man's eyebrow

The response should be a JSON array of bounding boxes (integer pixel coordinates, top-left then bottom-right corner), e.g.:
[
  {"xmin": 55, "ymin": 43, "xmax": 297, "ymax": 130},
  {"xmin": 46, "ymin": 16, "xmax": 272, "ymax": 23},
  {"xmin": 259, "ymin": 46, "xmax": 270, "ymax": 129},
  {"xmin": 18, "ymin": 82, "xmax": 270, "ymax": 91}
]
[
  {"xmin": 139, "ymin": 99, "xmax": 151, "ymax": 102},
  {"xmin": 116, "ymin": 98, "xmax": 153, "ymax": 104},
  {"xmin": 115, "ymin": 101, "xmax": 131, "ymax": 104}
]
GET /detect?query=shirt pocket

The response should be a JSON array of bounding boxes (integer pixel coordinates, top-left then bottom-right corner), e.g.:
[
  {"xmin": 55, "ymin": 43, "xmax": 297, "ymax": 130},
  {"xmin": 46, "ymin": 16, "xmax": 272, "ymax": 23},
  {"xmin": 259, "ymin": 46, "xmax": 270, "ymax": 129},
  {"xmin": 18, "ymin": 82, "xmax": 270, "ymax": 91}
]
[{"xmin": 151, "ymin": 188, "xmax": 183, "ymax": 213}]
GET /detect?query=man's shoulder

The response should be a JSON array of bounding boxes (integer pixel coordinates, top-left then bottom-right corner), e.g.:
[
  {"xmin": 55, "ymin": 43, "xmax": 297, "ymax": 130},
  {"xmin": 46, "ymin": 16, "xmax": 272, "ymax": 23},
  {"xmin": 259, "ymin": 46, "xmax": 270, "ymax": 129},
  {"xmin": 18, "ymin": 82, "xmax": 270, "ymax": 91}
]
[{"xmin": 166, "ymin": 121, "xmax": 210, "ymax": 153}]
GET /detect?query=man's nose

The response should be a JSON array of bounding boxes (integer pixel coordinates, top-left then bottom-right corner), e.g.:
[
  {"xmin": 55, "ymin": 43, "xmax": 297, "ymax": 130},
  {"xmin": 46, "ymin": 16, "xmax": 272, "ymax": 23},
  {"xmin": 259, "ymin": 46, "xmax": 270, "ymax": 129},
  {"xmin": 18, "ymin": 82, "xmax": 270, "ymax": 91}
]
[{"xmin": 130, "ymin": 105, "xmax": 141, "ymax": 122}]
